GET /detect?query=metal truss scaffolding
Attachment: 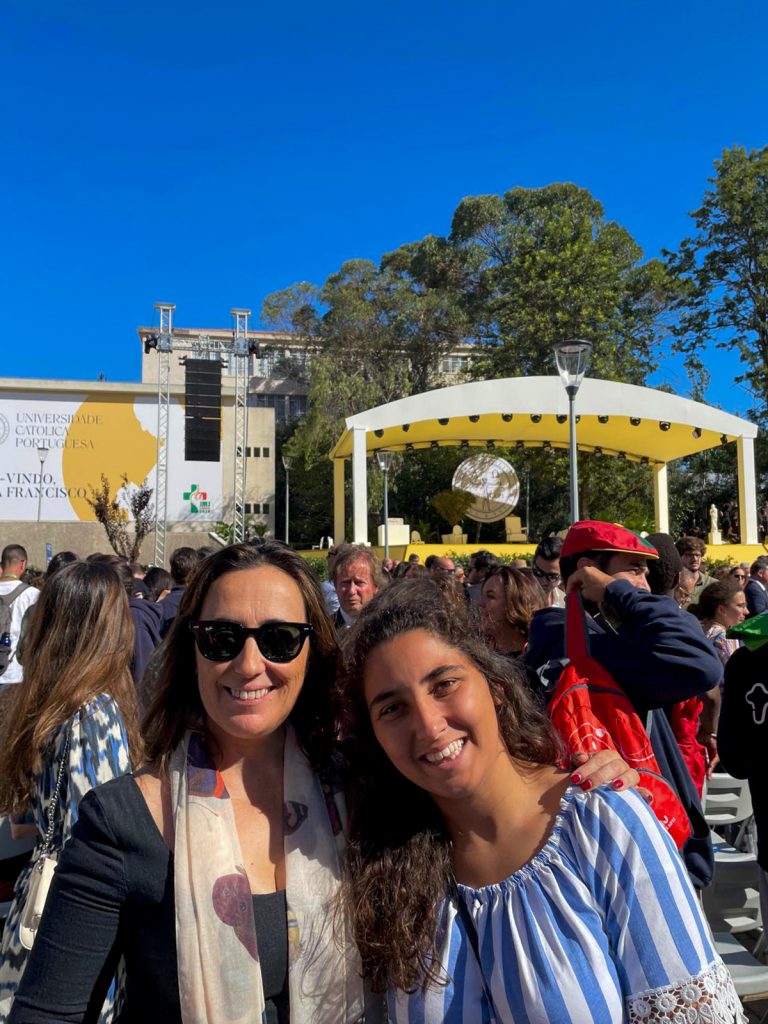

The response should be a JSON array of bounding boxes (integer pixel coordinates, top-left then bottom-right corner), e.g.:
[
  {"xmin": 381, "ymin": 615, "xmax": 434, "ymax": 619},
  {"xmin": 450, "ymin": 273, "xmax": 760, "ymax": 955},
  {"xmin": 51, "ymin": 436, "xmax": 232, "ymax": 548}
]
[
  {"xmin": 150, "ymin": 303, "xmax": 252, "ymax": 565},
  {"xmin": 231, "ymin": 309, "xmax": 251, "ymax": 544}
]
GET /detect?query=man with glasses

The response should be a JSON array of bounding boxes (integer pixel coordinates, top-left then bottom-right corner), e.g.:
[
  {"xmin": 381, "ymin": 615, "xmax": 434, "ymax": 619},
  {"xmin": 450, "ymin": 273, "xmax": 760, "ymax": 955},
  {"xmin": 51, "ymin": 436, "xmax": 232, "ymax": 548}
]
[
  {"xmin": 532, "ymin": 536, "xmax": 565, "ymax": 608},
  {"xmin": 427, "ymin": 556, "xmax": 455, "ymax": 577}
]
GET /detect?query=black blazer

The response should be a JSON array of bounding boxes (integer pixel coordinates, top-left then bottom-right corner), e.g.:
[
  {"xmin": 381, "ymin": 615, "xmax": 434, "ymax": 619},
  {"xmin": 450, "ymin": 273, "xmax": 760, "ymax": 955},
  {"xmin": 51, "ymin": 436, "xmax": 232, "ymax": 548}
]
[{"xmin": 745, "ymin": 578, "xmax": 768, "ymax": 617}]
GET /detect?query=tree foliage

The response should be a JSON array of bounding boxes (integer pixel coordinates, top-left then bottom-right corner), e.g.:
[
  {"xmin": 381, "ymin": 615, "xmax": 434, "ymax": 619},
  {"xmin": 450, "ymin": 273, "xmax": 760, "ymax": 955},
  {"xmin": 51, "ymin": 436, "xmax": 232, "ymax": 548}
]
[
  {"xmin": 86, "ymin": 474, "xmax": 154, "ymax": 562},
  {"xmin": 666, "ymin": 145, "xmax": 768, "ymax": 412},
  {"xmin": 262, "ymin": 183, "xmax": 678, "ymax": 541}
]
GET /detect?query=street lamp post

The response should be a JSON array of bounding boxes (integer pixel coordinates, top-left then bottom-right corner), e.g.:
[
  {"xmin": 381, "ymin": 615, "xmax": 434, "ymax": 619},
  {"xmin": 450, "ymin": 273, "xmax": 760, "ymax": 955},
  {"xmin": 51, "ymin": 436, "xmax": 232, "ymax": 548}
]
[
  {"xmin": 553, "ymin": 339, "xmax": 592, "ymax": 524},
  {"xmin": 376, "ymin": 450, "xmax": 394, "ymax": 559},
  {"xmin": 36, "ymin": 446, "xmax": 49, "ymax": 523},
  {"xmin": 282, "ymin": 455, "xmax": 292, "ymax": 545}
]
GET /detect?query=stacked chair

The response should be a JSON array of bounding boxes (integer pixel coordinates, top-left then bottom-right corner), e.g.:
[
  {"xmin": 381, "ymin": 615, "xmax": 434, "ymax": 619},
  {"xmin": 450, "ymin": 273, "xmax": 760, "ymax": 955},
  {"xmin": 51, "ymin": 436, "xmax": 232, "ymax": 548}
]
[{"xmin": 703, "ymin": 773, "xmax": 768, "ymax": 1020}]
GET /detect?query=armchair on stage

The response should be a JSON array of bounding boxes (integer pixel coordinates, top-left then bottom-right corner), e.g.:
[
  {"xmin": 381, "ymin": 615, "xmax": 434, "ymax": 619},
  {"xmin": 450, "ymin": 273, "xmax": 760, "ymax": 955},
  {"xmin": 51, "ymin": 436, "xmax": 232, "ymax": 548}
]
[
  {"xmin": 441, "ymin": 525, "xmax": 468, "ymax": 545},
  {"xmin": 376, "ymin": 518, "xmax": 411, "ymax": 546},
  {"xmin": 504, "ymin": 515, "xmax": 528, "ymax": 543}
]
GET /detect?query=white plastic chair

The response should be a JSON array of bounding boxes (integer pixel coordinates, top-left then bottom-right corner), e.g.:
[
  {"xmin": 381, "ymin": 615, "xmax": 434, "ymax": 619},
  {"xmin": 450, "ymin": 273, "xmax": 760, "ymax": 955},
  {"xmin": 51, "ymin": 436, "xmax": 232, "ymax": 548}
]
[
  {"xmin": 704, "ymin": 774, "xmax": 753, "ymax": 830},
  {"xmin": 713, "ymin": 932, "xmax": 768, "ymax": 1022}
]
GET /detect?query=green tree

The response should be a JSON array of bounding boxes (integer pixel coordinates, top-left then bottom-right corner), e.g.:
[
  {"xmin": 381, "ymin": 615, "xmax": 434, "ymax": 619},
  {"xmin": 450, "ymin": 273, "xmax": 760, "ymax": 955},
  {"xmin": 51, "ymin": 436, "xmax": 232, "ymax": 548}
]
[
  {"xmin": 666, "ymin": 145, "xmax": 768, "ymax": 412},
  {"xmin": 448, "ymin": 184, "xmax": 677, "ymax": 382}
]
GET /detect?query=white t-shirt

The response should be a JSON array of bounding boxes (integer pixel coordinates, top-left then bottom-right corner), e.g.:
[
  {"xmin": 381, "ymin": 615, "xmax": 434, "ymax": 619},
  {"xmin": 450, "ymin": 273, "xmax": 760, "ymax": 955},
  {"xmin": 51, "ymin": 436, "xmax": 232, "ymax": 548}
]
[{"xmin": 0, "ymin": 580, "xmax": 40, "ymax": 684}]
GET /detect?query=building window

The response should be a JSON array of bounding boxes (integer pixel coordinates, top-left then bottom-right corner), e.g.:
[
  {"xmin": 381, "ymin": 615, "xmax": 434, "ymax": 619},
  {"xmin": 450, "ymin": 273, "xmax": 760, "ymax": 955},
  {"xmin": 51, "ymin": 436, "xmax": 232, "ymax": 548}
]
[
  {"xmin": 441, "ymin": 355, "xmax": 469, "ymax": 374},
  {"xmin": 262, "ymin": 447, "xmax": 270, "ymax": 458},
  {"xmin": 262, "ymin": 503, "xmax": 270, "ymax": 514}
]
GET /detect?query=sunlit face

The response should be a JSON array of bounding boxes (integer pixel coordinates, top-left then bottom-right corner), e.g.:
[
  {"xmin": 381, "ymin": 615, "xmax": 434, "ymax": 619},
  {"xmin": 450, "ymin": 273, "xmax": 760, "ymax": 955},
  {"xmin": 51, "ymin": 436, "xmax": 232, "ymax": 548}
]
[
  {"xmin": 716, "ymin": 590, "xmax": 748, "ymax": 628},
  {"xmin": 195, "ymin": 566, "xmax": 310, "ymax": 754},
  {"xmin": 336, "ymin": 559, "xmax": 378, "ymax": 617},
  {"xmin": 478, "ymin": 576, "xmax": 508, "ymax": 636},
  {"xmin": 363, "ymin": 630, "xmax": 507, "ymax": 806},
  {"xmin": 730, "ymin": 569, "xmax": 747, "ymax": 589},
  {"xmin": 681, "ymin": 549, "xmax": 703, "ymax": 572},
  {"xmin": 603, "ymin": 553, "xmax": 651, "ymax": 592}
]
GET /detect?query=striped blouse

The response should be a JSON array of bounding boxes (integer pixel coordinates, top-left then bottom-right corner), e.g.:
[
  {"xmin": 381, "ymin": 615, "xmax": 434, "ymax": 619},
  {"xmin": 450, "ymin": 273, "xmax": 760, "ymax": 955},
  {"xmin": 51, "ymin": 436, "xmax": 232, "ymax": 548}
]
[{"xmin": 388, "ymin": 786, "xmax": 744, "ymax": 1023}]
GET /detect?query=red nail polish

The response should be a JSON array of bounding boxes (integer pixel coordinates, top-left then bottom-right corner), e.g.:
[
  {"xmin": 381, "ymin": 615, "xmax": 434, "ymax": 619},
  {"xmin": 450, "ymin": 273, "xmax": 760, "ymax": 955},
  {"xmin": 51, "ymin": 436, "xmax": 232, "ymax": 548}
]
[
  {"xmin": 613, "ymin": 779, "xmax": 624, "ymax": 790},
  {"xmin": 571, "ymin": 772, "xmax": 582, "ymax": 784},
  {"xmin": 581, "ymin": 780, "xmax": 592, "ymax": 792}
]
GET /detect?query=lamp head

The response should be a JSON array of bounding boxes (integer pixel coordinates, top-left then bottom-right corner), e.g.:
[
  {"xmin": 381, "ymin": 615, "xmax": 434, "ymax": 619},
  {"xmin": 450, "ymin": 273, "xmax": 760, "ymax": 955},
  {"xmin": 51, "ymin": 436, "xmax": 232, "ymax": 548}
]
[
  {"xmin": 553, "ymin": 339, "xmax": 592, "ymax": 396},
  {"xmin": 376, "ymin": 449, "xmax": 394, "ymax": 473}
]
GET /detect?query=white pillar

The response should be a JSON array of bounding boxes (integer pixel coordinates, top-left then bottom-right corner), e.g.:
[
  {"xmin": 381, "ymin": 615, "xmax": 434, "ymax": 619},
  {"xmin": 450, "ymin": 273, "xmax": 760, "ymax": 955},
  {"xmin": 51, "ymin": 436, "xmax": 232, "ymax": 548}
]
[
  {"xmin": 351, "ymin": 426, "xmax": 368, "ymax": 544},
  {"xmin": 333, "ymin": 459, "xmax": 346, "ymax": 543},
  {"xmin": 737, "ymin": 435, "xmax": 758, "ymax": 544},
  {"xmin": 653, "ymin": 463, "xmax": 669, "ymax": 534}
]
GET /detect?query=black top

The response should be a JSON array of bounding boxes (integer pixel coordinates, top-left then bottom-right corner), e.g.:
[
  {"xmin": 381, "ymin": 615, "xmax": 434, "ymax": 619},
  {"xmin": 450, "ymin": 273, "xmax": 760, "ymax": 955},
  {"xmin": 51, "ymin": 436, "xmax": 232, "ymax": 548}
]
[
  {"xmin": 9, "ymin": 775, "xmax": 289, "ymax": 1023},
  {"xmin": 718, "ymin": 643, "xmax": 768, "ymax": 870}
]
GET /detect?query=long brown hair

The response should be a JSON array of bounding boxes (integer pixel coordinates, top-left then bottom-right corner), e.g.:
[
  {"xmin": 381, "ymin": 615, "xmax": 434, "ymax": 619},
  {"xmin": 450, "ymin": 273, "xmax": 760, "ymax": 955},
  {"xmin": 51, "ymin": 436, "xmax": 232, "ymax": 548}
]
[
  {"xmin": 337, "ymin": 578, "xmax": 562, "ymax": 994},
  {"xmin": 142, "ymin": 540, "xmax": 339, "ymax": 773},
  {"xmin": 482, "ymin": 565, "xmax": 545, "ymax": 641},
  {"xmin": 0, "ymin": 561, "xmax": 142, "ymax": 815}
]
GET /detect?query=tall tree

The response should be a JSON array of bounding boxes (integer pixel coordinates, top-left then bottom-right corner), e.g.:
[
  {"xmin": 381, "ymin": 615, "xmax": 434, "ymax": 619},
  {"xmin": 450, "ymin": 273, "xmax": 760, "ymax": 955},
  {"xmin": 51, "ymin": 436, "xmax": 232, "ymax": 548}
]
[
  {"xmin": 666, "ymin": 145, "xmax": 768, "ymax": 412},
  {"xmin": 444, "ymin": 184, "xmax": 675, "ymax": 382}
]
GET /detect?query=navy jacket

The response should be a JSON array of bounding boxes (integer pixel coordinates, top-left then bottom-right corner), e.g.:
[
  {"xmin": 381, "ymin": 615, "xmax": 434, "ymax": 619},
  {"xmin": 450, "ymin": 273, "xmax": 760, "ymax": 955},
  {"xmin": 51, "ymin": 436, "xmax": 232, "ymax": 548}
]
[
  {"xmin": 525, "ymin": 581, "xmax": 722, "ymax": 714},
  {"xmin": 129, "ymin": 597, "xmax": 164, "ymax": 686},
  {"xmin": 745, "ymin": 578, "xmax": 768, "ymax": 618},
  {"xmin": 159, "ymin": 586, "xmax": 186, "ymax": 638}
]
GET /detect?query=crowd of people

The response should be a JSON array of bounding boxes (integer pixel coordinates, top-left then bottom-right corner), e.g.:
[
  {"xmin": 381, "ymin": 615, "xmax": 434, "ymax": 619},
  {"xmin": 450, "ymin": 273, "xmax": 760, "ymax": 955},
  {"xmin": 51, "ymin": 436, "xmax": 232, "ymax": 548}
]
[{"xmin": 0, "ymin": 524, "xmax": 761, "ymax": 1022}]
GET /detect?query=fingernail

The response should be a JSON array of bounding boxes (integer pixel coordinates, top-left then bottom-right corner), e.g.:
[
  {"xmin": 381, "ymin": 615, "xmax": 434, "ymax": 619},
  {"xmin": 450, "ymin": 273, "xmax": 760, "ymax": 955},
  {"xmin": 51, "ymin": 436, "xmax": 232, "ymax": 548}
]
[
  {"xmin": 613, "ymin": 779, "xmax": 624, "ymax": 790},
  {"xmin": 644, "ymin": 792, "xmax": 654, "ymax": 805},
  {"xmin": 570, "ymin": 772, "xmax": 582, "ymax": 784},
  {"xmin": 581, "ymin": 780, "xmax": 592, "ymax": 792}
]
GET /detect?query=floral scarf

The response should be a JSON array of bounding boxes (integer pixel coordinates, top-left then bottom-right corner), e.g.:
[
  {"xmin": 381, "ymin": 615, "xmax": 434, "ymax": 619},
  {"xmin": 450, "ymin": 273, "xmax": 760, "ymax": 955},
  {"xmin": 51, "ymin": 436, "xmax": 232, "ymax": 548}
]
[{"xmin": 170, "ymin": 727, "xmax": 370, "ymax": 1024}]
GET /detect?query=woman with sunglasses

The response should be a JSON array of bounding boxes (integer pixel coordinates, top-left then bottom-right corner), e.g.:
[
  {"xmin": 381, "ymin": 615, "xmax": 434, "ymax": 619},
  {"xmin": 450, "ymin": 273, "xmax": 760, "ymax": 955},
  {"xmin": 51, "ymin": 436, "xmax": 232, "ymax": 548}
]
[
  {"xmin": 728, "ymin": 565, "xmax": 748, "ymax": 590},
  {"xmin": 477, "ymin": 566, "xmax": 545, "ymax": 657},
  {"xmin": 9, "ymin": 541, "xmax": 373, "ymax": 1024},
  {"xmin": 339, "ymin": 580, "xmax": 743, "ymax": 1024}
]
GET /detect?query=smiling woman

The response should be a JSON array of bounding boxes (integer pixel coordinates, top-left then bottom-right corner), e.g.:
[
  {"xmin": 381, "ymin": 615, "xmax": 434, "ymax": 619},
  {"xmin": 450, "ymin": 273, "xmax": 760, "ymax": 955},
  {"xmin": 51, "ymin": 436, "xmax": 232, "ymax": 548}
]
[
  {"xmin": 338, "ymin": 579, "xmax": 745, "ymax": 1024},
  {"xmin": 8, "ymin": 542, "xmax": 379, "ymax": 1024}
]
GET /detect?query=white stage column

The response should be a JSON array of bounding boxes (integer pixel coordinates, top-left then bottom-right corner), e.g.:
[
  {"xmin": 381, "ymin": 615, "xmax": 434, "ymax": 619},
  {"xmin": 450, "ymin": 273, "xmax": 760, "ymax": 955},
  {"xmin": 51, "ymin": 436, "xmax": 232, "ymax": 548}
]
[
  {"xmin": 737, "ymin": 436, "xmax": 758, "ymax": 544},
  {"xmin": 653, "ymin": 463, "xmax": 669, "ymax": 534},
  {"xmin": 351, "ymin": 426, "xmax": 368, "ymax": 544}
]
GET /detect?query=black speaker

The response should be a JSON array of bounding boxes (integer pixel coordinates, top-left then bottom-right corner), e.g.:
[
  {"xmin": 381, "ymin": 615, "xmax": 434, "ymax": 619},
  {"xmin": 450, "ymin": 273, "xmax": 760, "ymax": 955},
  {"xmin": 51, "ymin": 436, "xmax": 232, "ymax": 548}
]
[{"xmin": 185, "ymin": 360, "xmax": 222, "ymax": 462}]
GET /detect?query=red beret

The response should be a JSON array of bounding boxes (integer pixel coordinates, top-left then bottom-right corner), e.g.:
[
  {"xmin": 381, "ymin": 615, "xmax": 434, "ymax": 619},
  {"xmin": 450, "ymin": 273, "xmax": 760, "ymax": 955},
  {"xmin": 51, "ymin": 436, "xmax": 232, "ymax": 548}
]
[{"xmin": 561, "ymin": 520, "xmax": 659, "ymax": 559}]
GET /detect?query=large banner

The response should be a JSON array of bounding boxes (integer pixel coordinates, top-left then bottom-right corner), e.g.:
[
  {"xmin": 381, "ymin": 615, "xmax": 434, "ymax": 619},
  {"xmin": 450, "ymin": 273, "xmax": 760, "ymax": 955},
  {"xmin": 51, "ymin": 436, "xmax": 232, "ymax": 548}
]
[{"xmin": 0, "ymin": 391, "xmax": 223, "ymax": 522}]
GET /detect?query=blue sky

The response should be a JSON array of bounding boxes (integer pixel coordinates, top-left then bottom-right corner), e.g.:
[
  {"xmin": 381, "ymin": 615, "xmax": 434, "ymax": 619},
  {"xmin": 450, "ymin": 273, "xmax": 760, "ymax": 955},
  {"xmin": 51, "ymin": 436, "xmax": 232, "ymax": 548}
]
[{"xmin": 3, "ymin": 0, "xmax": 767, "ymax": 415}]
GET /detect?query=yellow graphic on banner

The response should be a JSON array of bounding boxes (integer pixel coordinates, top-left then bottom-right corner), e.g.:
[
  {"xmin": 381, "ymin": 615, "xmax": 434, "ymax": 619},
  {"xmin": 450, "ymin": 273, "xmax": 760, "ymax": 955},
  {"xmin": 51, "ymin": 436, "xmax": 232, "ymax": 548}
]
[{"xmin": 62, "ymin": 397, "xmax": 157, "ymax": 521}]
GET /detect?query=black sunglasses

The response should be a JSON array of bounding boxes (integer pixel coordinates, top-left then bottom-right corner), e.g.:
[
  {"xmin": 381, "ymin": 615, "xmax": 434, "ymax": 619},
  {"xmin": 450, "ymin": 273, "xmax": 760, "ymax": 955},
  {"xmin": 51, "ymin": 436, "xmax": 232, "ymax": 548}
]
[
  {"xmin": 532, "ymin": 566, "xmax": 561, "ymax": 583},
  {"xmin": 189, "ymin": 620, "xmax": 313, "ymax": 663}
]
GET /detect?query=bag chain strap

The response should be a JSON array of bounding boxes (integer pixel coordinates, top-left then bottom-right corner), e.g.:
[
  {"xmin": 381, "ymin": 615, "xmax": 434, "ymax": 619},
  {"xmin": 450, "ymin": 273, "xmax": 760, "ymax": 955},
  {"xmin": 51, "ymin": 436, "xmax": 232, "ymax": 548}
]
[
  {"xmin": 39, "ymin": 728, "xmax": 71, "ymax": 859},
  {"xmin": 448, "ymin": 871, "xmax": 499, "ymax": 1022}
]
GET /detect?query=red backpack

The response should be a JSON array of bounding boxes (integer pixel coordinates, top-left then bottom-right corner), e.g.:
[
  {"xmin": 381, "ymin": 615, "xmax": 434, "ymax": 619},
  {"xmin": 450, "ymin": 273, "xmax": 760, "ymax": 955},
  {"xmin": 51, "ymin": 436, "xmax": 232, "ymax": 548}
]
[{"xmin": 548, "ymin": 590, "xmax": 691, "ymax": 850}]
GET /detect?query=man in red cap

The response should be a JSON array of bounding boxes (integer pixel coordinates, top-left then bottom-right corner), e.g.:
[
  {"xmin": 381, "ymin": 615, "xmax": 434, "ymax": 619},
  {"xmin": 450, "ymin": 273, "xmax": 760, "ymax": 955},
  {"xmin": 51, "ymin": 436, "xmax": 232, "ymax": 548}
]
[{"xmin": 525, "ymin": 520, "xmax": 723, "ymax": 889}]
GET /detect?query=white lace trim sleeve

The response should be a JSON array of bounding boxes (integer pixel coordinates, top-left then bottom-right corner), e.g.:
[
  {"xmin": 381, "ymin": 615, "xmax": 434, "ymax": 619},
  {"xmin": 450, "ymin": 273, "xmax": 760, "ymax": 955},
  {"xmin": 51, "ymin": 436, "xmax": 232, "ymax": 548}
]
[{"xmin": 627, "ymin": 961, "xmax": 747, "ymax": 1023}]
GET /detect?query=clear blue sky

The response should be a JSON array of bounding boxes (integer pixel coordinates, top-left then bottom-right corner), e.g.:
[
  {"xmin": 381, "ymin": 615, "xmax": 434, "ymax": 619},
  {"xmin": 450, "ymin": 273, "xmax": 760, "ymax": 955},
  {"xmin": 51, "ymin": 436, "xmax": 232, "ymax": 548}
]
[{"xmin": 4, "ymin": 0, "xmax": 767, "ymax": 415}]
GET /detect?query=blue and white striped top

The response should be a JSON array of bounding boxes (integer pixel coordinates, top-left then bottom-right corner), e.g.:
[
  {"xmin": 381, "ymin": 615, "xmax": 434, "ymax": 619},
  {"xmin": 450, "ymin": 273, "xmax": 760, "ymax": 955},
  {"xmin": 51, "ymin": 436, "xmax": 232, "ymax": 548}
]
[{"xmin": 388, "ymin": 786, "xmax": 744, "ymax": 1023}]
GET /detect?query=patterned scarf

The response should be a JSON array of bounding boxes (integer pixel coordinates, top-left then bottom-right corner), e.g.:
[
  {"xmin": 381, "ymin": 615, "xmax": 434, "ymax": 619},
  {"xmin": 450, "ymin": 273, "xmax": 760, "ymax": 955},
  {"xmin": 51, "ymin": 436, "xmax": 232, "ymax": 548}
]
[{"xmin": 170, "ymin": 727, "xmax": 370, "ymax": 1024}]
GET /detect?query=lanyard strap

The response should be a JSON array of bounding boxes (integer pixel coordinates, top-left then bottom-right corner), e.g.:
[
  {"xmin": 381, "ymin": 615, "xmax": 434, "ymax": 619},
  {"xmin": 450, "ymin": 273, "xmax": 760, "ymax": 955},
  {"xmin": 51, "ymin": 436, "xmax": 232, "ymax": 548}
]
[{"xmin": 448, "ymin": 872, "xmax": 499, "ymax": 1022}]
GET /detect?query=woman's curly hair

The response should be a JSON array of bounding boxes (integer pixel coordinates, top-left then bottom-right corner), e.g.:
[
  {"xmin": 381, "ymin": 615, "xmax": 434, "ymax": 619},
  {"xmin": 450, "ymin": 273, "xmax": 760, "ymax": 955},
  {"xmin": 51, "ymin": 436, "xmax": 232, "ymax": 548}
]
[{"xmin": 336, "ymin": 578, "xmax": 563, "ymax": 994}]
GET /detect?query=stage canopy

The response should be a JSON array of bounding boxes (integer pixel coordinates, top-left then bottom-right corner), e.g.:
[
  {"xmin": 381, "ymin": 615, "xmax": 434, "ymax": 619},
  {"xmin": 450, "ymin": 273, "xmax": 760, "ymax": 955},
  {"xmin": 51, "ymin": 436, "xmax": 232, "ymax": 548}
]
[{"xmin": 329, "ymin": 376, "xmax": 759, "ymax": 544}]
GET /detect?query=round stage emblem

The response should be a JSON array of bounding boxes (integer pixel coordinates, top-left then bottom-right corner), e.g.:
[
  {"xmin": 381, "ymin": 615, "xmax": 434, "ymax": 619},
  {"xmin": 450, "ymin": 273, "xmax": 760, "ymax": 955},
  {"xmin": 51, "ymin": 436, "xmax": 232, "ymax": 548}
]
[{"xmin": 452, "ymin": 454, "xmax": 520, "ymax": 523}]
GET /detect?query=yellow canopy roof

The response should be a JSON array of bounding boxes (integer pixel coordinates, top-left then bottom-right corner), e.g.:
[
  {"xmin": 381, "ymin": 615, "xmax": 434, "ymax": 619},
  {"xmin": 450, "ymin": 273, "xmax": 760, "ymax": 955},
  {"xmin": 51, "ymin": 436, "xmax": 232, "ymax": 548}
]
[{"xmin": 330, "ymin": 376, "xmax": 757, "ymax": 465}]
